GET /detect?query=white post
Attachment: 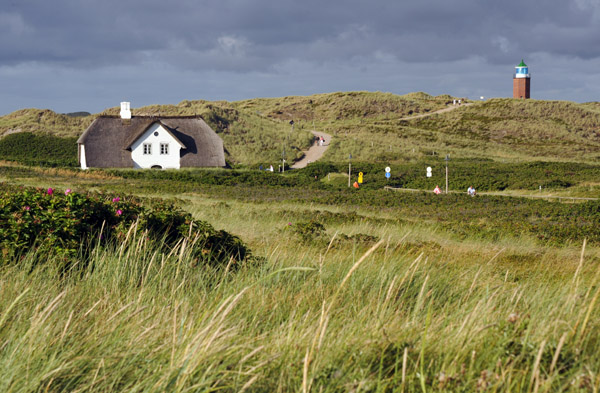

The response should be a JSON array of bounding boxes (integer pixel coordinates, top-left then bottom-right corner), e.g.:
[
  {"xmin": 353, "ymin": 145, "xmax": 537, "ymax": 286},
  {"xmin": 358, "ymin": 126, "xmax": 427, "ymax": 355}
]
[
  {"xmin": 445, "ymin": 155, "xmax": 449, "ymax": 194},
  {"xmin": 348, "ymin": 154, "xmax": 352, "ymax": 187},
  {"xmin": 445, "ymin": 164, "xmax": 448, "ymax": 194}
]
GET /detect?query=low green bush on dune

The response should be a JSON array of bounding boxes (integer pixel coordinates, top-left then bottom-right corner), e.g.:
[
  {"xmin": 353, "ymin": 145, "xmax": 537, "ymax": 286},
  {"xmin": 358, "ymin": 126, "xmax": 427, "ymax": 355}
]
[
  {"xmin": 0, "ymin": 132, "xmax": 78, "ymax": 167},
  {"xmin": 0, "ymin": 184, "xmax": 250, "ymax": 269}
]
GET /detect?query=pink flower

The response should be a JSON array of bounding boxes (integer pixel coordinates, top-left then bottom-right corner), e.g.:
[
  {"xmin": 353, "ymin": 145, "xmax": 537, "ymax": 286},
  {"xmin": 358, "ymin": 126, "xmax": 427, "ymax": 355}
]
[
  {"xmin": 116, "ymin": 209, "xmax": 123, "ymax": 216},
  {"xmin": 65, "ymin": 189, "xmax": 72, "ymax": 195},
  {"xmin": 24, "ymin": 206, "xmax": 30, "ymax": 211},
  {"xmin": 47, "ymin": 188, "xmax": 53, "ymax": 195},
  {"xmin": 112, "ymin": 197, "xmax": 120, "ymax": 203}
]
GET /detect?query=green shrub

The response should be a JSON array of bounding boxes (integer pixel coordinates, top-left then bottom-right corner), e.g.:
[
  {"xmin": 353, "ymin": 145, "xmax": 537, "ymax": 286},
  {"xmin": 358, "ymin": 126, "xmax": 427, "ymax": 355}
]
[
  {"xmin": 301, "ymin": 161, "xmax": 338, "ymax": 179},
  {"xmin": 290, "ymin": 220, "xmax": 326, "ymax": 242},
  {"xmin": 0, "ymin": 132, "xmax": 77, "ymax": 167},
  {"xmin": 0, "ymin": 184, "xmax": 250, "ymax": 269}
]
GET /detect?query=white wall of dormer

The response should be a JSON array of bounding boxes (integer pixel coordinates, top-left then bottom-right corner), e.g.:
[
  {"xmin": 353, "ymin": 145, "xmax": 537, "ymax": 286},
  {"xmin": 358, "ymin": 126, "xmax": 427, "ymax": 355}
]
[{"xmin": 130, "ymin": 123, "xmax": 182, "ymax": 169}]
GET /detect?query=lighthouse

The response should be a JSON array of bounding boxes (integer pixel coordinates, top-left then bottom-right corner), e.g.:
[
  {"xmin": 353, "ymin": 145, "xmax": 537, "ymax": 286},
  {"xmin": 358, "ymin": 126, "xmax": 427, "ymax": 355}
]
[{"xmin": 513, "ymin": 59, "xmax": 530, "ymax": 99}]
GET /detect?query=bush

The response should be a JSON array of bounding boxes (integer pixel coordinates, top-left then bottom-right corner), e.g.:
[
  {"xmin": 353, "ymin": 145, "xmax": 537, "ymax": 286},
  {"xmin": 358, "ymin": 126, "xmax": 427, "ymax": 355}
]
[
  {"xmin": 301, "ymin": 161, "xmax": 338, "ymax": 179},
  {"xmin": 0, "ymin": 184, "xmax": 250, "ymax": 269},
  {"xmin": 0, "ymin": 132, "xmax": 78, "ymax": 167},
  {"xmin": 290, "ymin": 220, "xmax": 326, "ymax": 242}
]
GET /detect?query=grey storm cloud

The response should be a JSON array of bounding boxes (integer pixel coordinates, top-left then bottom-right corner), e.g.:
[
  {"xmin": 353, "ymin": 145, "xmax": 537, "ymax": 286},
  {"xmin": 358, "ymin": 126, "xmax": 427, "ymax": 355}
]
[
  {"xmin": 2, "ymin": 0, "xmax": 600, "ymax": 70},
  {"xmin": 1, "ymin": 0, "xmax": 599, "ymax": 114}
]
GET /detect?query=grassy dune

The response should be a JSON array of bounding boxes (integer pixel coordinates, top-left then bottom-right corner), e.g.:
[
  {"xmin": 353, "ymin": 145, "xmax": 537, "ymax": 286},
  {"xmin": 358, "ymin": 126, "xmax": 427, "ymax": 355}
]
[
  {"xmin": 234, "ymin": 91, "xmax": 452, "ymax": 123},
  {"xmin": 0, "ymin": 109, "xmax": 93, "ymax": 138},
  {"xmin": 0, "ymin": 102, "xmax": 315, "ymax": 166},
  {"xmin": 3, "ymin": 92, "xmax": 600, "ymax": 166},
  {"xmin": 404, "ymin": 99, "xmax": 600, "ymax": 161}
]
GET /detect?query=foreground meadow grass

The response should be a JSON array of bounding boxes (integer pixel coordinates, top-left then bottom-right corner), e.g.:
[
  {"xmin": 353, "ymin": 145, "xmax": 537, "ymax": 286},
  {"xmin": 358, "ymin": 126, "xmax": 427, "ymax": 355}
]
[
  {"xmin": 1, "ymin": 196, "xmax": 599, "ymax": 392},
  {"xmin": 1, "ymin": 168, "xmax": 600, "ymax": 391}
]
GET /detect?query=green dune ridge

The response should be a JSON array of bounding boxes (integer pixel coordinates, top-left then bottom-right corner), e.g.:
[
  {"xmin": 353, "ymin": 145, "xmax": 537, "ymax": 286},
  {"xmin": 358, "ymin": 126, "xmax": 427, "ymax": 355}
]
[{"xmin": 1, "ymin": 91, "xmax": 600, "ymax": 165}]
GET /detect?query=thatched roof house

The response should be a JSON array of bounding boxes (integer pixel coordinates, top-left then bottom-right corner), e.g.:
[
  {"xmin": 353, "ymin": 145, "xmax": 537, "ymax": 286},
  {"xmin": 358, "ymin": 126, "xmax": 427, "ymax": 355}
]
[{"xmin": 77, "ymin": 110, "xmax": 226, "ymax": 169}]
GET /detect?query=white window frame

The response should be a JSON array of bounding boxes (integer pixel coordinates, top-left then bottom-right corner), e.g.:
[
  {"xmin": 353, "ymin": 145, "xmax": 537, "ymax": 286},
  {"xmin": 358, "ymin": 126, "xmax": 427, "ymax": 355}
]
[
  {"xmin": 143, "ymin": 143, "xmax": 152, "ymax": 155},
  {"xmin": 160, "ymin": 143, "xmax": 169, "ymax": 155}
]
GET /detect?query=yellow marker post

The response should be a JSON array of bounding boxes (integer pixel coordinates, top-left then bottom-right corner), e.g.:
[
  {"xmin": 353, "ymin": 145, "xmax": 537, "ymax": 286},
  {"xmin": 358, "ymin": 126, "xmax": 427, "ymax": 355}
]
[{"xmin": 358, "ymin": 172, "xmax": 363, "ymax": 184}]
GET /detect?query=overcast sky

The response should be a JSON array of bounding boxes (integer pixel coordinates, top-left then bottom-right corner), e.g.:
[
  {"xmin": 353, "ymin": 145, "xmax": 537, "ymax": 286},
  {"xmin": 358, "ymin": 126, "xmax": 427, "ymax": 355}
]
[{"xmin": 1, "ymin": 0, "xmax": 599, "ymax": 115}]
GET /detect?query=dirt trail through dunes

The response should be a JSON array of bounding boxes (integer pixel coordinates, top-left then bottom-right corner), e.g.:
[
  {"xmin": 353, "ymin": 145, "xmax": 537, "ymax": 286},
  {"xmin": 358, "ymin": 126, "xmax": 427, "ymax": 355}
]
[
  {"xmin": 398, "ymin": 103, "xmax": 472, "ymax": 121},
  {"xmin": 291, "ymin": 130, "xmax": 332, "ymax": 169},
  {"xmin": 290, "ymin": 104, "xmax": 469, "ymax": 169}
]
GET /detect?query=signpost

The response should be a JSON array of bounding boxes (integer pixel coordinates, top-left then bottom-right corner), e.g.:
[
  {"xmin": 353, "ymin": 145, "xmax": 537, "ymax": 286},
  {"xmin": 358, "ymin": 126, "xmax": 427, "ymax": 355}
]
[
  {"xmin": 385, "ymin": 166, "xmax": 391, "ymax": 180},
  {"xmin": 283, "ymin": 120, "xmax": 294, "ymax": 174},
  {"xmin": 358, "ymin": 172, "xmax": 363, "ymax": 184},
  {"xmin": 348, "ymin": 154, "xmax": 352, "ymax": 187},
  {"xmin": 426, "ymin": 167, "xmax": 432, "ymax": 178},
  {"xmin": 445, "ymin": 155, "xmax": 450, "ymax": 194},
  {"xmin": 282, "ymin": 149, "xmax": 285, "ymax": 174}
]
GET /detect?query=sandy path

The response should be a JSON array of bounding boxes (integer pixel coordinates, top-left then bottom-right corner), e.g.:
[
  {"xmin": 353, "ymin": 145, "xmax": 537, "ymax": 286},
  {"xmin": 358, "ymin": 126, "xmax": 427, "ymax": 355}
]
[
  {"xmin": 291, "ymin": 130, "xmax": 332, "ymax": 169},
  {"xmin": 398, "ymin": 103, "xmax": 472, "ymax": 121}
]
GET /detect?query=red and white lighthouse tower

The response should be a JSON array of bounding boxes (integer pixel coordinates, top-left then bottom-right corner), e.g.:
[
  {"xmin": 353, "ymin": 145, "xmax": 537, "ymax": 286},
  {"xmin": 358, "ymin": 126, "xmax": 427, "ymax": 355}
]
[{"xmin": 513, "ymin": 59, "xmax": 530, "ymax": 99}]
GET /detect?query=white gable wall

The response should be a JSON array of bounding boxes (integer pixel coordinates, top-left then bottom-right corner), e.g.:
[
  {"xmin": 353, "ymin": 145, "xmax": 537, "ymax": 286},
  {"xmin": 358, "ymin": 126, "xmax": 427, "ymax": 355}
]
[{"xmin": 131, "ymin": 123, "xmax": 182, "ymax": 169}]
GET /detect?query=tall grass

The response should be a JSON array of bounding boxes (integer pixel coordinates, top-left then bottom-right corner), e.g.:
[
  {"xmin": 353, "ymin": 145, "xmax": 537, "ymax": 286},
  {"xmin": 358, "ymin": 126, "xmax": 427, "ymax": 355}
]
[{"xmin": 1, "ymin": 205, "xmax": 598, "ymax": 391}]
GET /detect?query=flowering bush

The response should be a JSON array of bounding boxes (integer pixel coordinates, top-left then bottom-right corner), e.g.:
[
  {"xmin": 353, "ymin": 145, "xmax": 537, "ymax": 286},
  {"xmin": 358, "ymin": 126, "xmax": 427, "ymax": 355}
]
[{"xmin": 0, "ymin": 184, "xmax": 250, "ymax": 268}]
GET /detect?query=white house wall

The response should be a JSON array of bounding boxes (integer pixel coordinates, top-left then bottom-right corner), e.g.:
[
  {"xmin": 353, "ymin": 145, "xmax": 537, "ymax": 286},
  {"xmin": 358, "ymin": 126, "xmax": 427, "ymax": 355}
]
[
  {"xmin": 131, "ymin": 123, "xmax": 182, "ymax": 169},
  {"xmin": 79, "ymin": 144, "xmax": 88, "ymax": 170}
]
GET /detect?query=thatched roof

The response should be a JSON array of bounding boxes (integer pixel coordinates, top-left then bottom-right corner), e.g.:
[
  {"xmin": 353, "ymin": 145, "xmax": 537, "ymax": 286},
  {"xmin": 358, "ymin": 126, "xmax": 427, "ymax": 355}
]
[{"xmin": 77, "ymin": 116, "xmax": 226, "ymax": 168}]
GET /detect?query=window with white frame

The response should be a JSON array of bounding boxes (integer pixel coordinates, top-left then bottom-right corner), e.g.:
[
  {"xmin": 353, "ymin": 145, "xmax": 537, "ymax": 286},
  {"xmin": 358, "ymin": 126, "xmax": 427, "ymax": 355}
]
[
  {"xmin": 160, "ymin": 143, "xmax": 169, "ymax": 155},
  {"xmin": 143, "ymin": 143, "xmax": 152, "ymax": 155}
]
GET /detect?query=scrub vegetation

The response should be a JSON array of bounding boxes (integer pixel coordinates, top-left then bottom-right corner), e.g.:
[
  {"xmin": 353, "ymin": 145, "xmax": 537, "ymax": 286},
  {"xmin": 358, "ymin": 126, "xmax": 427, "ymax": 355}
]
[{"xmin": 0, "ymin": 132, "xmax": 78, "ymax": 167}]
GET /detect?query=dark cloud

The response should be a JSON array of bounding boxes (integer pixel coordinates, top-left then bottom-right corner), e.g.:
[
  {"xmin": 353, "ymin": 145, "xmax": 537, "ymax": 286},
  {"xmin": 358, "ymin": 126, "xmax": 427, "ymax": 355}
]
[{"xmin": 1, "ymin": 0, "xmax": 599, "ymax": 114}]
